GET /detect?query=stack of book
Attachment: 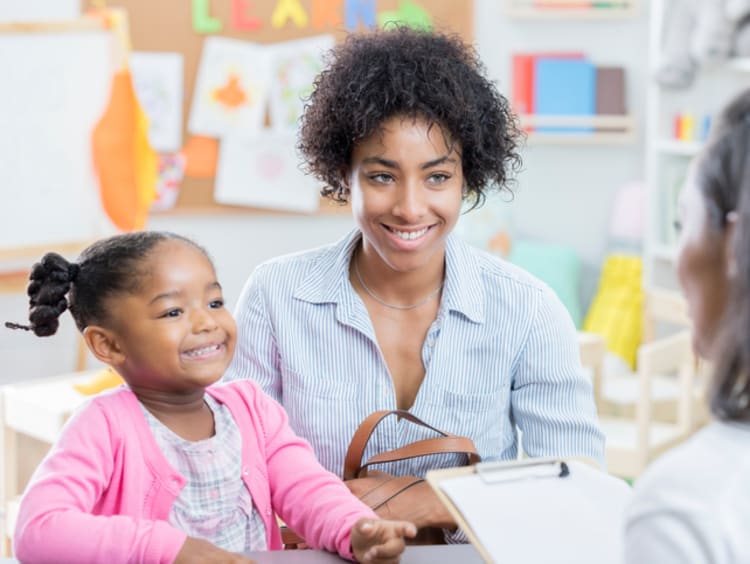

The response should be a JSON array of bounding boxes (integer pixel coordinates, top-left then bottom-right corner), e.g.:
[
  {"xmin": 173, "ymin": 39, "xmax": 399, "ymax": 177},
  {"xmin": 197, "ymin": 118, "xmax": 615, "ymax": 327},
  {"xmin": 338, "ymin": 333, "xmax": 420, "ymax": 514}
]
[{"xmin": 512, "ymin": 52, "xmax": 627, "ymax": 134}]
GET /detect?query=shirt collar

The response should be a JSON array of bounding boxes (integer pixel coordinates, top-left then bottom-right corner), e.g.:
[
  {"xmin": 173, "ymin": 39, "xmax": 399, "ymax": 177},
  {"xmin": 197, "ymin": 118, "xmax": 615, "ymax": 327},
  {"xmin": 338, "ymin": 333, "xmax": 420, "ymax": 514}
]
[
  {"xmin": 292, "ymin": 229, "xmax": 361, "ymax": 305},
  {"xmin": 293, "ymin": 229, "xmax": 485, "ymax": 323},
  {"xmin": 442, "ymin": 234, "xmax": 485, "ymax": 324}
]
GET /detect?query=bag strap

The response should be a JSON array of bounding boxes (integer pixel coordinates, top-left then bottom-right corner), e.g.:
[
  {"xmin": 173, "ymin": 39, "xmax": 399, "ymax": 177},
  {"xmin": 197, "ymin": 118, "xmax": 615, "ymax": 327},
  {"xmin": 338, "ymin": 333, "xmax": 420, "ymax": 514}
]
[
  {"xmin": 357, "ymin": 474, "xmax": 425, "ymax": 510},
  {"xmin": 343, "ymin": 409, "xmax": 480, "ymax": 480}
]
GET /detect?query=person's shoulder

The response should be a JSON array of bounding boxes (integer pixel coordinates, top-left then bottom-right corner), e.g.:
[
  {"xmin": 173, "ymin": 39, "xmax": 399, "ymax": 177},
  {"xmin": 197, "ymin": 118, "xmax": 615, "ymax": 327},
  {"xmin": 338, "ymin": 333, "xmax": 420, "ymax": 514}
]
[
  {"xmin": 258, "ymin": 242, "xmax": 338, "ymax": 271},
  {"xmin": 632, "ymin": 421, "xmax": 750, "ymax": 512},
  {"xmin": 209, "ymin": 380, "xmax": 270, "ymax": 408},
  {"xmin": 455, "ymin": 238, "xmax": 548, "ymax": 295},
  {"xmin": 61, "ymin": 386, "xmax": 135, "ymax": 441},
  {"xmin": 250, "ymin": 234, "xmax": 349, "ymax": 286}
]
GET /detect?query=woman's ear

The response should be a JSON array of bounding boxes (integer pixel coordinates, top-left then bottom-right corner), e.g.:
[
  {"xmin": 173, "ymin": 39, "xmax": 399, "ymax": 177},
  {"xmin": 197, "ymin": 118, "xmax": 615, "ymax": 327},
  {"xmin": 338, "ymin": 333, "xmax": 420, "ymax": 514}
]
[
  {"xmin": 725, "ymin": 210, "xmax": 738, "ymax": 278},
  {"xmin": 83, "ymin": 326, "xmax": 126, "ymax": 366}
]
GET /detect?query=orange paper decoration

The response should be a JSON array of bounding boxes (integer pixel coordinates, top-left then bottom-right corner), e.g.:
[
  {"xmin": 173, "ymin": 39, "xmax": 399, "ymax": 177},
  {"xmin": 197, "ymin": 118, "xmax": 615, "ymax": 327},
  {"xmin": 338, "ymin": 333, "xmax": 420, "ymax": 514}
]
[
  {"xmin": 182, "ymin": 135, "xmax": 219, "ymax": 178},
  {"xmin": 91, "ymin": 70, "xmax": 158, "ymax": 231}
]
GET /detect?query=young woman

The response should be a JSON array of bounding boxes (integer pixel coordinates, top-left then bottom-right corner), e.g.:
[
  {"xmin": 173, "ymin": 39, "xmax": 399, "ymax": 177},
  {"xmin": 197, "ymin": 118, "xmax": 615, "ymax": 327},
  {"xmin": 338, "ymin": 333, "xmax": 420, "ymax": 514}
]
[
  {"xmin": 624, "ymin": 89, "xmax": 750, "ymax": 563},
  {"xmin": 225, "ymin": 27, "xmax": 605, "ymax": 540},
  {"xmin": 7, "ymin": 231, "xmax": 415, "ymax": 563}
]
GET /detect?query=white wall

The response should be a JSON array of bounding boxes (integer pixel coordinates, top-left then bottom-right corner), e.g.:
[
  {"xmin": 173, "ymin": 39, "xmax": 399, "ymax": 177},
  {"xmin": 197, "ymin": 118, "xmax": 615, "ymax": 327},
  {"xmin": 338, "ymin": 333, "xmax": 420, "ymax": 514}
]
[{"xmin": 0, "ymin": 0, "xmax": 649, "ymax": 384}]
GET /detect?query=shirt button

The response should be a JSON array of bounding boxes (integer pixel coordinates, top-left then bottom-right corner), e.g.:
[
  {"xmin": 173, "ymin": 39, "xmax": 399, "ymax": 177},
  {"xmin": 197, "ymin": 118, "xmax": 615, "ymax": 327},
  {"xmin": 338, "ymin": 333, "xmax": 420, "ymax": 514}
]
[{"xmin": 428, "ymin": 339, "xmax": 435, "ymax": 347}]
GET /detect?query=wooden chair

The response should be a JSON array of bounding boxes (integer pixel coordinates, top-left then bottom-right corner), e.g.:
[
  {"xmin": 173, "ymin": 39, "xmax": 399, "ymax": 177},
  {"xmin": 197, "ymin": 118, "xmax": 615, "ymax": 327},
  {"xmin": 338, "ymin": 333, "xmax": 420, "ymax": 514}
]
[
  {"xmin": 577, "ymin": 291, "xmax": 709, "ymax": 480},
  {"xmin": 602, "ymin": 330, "xmax": 699, "ymax": 479},
  {"xmin": 596, "ymin": 289, "xmax": 709, "ymax": 429}
]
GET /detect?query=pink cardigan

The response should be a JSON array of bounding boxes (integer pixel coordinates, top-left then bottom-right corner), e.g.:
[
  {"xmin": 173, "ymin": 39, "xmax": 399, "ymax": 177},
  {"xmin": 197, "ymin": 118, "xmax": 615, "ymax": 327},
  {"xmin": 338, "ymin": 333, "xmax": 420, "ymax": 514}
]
[{"xmin": 14, "ymin": 381, "xmax": 376, "ymax": 563}]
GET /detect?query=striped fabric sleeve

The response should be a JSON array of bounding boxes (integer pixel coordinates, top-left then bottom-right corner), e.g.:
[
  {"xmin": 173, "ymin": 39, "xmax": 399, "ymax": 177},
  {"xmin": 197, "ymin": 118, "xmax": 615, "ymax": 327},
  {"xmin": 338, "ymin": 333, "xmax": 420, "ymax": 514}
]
[{"xmin": 511, "ymin": 285, "xmax": 606, "ymax": 468}]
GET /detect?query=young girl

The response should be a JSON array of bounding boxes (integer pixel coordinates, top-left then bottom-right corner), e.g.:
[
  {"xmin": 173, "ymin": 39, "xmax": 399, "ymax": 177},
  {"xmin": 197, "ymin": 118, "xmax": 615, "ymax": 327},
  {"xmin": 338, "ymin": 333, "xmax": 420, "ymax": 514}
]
[{"xmin": 6, "ymin": 231, "xmax": 415, "ymax": 564}]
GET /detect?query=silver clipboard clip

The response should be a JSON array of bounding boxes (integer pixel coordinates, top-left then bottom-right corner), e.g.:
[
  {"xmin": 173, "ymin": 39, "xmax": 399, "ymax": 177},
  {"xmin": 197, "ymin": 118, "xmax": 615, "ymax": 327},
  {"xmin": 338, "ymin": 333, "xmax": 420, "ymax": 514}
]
[{"xmin": 475, "ymin": 458, "xmax": 570, "ymax": 485}]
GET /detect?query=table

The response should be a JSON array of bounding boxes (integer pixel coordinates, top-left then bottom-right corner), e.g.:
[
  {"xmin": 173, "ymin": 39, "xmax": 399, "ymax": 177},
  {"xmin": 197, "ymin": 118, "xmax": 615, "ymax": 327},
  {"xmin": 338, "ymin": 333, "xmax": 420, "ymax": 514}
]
[{"xmin": 0, "ymin": 544, "xmax": 484, "ymax": 563}]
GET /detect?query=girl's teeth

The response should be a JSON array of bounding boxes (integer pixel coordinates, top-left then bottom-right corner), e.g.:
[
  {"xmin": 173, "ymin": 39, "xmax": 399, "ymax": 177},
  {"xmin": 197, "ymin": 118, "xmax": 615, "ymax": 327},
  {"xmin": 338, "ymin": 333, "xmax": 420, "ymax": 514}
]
[
  {"xmin": 186, "ymin": 344, "xmax": 219, "ymax": 357},
  {"xmin": 393, "ymin": 228, "xmax": 428, "ymax": 240}
]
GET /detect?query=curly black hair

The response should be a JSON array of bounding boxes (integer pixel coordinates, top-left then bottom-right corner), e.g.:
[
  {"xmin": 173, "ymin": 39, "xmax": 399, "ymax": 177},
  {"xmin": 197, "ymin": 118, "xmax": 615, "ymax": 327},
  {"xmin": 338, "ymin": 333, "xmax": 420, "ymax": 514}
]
[
  {"xmin": 298, "ymin": 26, "xmax": 523, "ymax": 208},
  {"xmin": 5, "ymin": 231, "xmax": 208, "ymax": 337}
]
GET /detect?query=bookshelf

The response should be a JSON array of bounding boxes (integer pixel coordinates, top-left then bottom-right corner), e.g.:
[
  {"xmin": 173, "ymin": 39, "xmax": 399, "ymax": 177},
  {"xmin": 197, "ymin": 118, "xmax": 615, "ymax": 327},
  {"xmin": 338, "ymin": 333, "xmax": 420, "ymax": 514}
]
[
  {"xmin": 520, "ymin": 114, "xmax": 635, "ymax": 145},
  {"xmin": 727, "ymin": 57, "xmax": 750, "ymax": 72},
  {"xmin": 654, "ymin": 139, "xmax": 702, "ymax": 157},
  {"xmin": 644, "ymin": 1, "xmax": 750, "ymax": 290},
  {"xmin": 505, "ymin": 0, "xmax": 639, "ymax": 20}
]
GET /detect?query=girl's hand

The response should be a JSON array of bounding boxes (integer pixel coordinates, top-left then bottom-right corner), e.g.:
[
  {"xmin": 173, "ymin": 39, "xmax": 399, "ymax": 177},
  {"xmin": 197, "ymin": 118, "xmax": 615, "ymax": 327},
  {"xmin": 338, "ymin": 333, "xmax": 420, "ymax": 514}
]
[
  {"xmin": 174, "ymin": 536, "xmax": 257, "ymax": 564},
  {"xmin": 351, "ymin": 518, "xmax": 417, "ymax": 563}
]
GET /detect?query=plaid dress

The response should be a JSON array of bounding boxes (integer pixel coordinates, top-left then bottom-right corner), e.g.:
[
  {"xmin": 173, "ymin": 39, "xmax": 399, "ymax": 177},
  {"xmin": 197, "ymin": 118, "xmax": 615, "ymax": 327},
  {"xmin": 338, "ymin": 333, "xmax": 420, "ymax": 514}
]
[{"xmin": 141, "ymin": 395, "xmax": 267, "ymax": 552}]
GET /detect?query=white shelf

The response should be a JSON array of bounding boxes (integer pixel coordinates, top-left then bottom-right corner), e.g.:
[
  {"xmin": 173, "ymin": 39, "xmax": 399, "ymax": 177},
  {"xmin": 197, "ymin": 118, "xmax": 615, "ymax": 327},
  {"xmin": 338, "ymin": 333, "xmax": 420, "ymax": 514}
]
[
  {"xmin": 520, "ymin": 114, "xmax": 636, "ymax": 145},
  {"xmin": 726, "ymin": 58, "xmax": 750, "ymax": 72},
  {"xmin": 651, "ymin": 244, "xmax": 677, "ymax": 263},
  {"xmin": 506, "ymin": 0, "xmax": 638, "ymax": 19},
  {"xmin": 644, "ymin": 0, "xmax": 747, "ymax": 290},
  {"xmin": 526, "ymin": 131, "xmax": 635, "ymax": 145},
  {"xmin": 655, "ymin": 139, "xmax": 703, "ymax": 157}
]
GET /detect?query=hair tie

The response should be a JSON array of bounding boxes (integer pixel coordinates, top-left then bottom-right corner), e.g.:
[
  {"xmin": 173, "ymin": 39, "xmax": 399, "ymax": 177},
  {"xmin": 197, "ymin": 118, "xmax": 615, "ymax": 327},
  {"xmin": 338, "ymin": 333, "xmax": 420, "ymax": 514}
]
[{"xmin": 67, "ymin": 263, "xmax": 80, "ymax": 283}]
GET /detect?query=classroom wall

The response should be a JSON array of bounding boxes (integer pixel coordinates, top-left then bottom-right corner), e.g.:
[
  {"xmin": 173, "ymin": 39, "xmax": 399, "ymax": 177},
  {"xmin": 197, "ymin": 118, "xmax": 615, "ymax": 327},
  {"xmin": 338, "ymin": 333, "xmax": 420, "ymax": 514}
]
[{"xmin": 0, "ymin": 0, "xmax": 649, "ymax": 384}]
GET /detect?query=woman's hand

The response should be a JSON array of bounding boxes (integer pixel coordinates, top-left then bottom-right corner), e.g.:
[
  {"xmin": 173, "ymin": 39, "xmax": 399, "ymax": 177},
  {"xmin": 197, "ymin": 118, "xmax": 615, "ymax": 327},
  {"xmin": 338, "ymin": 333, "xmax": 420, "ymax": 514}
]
[
  {"xmin": 174, "ymin": 536, "xmax": 257, "ymax": 564},
  {"xmin": 351, "ymin": 518, "xmax": 417, "ymax": 563}
]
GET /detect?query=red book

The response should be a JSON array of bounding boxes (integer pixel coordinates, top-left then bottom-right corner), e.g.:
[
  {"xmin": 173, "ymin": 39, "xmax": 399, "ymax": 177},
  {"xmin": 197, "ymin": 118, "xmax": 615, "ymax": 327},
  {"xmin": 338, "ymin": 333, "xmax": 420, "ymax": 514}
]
[{"xmin": 512, "ymin": 54, "xmax": 535, "ymax": 117}]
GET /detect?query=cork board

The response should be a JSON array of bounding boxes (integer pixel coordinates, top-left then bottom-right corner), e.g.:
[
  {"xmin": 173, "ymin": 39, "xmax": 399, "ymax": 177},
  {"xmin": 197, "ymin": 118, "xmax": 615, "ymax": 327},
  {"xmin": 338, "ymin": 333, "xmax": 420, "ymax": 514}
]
[{"xmin": 90, "ymin": 0, "xmax": 474, "ymax": 216}]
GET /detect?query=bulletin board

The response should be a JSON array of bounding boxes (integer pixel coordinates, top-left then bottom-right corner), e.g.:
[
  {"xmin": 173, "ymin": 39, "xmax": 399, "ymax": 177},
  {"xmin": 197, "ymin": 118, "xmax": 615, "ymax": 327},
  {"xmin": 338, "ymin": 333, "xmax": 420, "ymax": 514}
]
[{"xmin": 91, "ymin": 0, "xmax": 474, "ymax": 216}]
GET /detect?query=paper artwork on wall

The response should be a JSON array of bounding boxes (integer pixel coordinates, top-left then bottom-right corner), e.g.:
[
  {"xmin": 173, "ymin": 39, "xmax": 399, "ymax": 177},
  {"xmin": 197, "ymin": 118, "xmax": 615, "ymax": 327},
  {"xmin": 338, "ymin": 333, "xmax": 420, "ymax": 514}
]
[
  {"xmin": 268, "ymin": 35, "xmax": 334, "ymax": 132},
  {"xmin": 215, "ymin": 133, "xmax": 320, "ymax": 213},
  {"xmin": 0, "ymin": 0, "xmax": 80, "ymax": 23},
  {"xmin": 188, "ymin": 37, "xmax": 273, "ymax": 138},
  {"xmin": 0, "ymin": 31, "xmax": 115, "ymax": 250},
  {"xmin": 129, "ymin": 52, "xmax": 184, "ymax": 152},
  {"xmin": 151, "ymin": 153, "xmax": 187, "ymax": 212}
]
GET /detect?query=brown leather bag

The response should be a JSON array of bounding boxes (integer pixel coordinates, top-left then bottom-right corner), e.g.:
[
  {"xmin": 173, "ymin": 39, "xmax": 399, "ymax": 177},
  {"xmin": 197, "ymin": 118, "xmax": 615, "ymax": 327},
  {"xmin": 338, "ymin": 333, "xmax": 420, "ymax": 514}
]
[{"xmin": 281, "ymin": 409, "xmax": 481, "ymax": 548}]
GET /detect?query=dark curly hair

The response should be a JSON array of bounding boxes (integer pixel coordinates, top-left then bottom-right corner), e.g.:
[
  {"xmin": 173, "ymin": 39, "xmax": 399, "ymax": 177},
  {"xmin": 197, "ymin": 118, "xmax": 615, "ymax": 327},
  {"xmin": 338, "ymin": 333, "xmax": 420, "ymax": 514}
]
[
  {"xmin": 5, "ymin": 231, "xmax": 208, "ymax": 337},
  {"xmin": 298, "ymin": 26, "xmax": 523, "ymax": 208}
]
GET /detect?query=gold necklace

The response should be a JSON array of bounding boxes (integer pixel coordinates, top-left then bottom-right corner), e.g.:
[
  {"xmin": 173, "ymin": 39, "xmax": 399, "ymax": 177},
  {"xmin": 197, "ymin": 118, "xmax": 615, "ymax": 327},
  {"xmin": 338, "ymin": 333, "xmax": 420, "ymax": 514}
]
[{"xmin": 353, "ymin": 256, "xmax": 443, "ymax": 310}]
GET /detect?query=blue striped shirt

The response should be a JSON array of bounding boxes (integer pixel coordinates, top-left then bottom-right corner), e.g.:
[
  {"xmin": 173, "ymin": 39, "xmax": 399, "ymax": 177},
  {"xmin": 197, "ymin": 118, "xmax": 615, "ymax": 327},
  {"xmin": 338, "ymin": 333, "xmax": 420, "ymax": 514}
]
[{"xmin": 225, "ymin": 229, "xmax": 605, "ymax": 477}]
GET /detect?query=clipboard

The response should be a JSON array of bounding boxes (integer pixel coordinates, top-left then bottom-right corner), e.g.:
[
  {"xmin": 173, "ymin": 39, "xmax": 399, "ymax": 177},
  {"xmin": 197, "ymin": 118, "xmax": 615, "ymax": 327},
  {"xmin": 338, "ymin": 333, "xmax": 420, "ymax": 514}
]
[{"xmin": 426, "ymin": 458, "xmax": 632, "ymax": 564}]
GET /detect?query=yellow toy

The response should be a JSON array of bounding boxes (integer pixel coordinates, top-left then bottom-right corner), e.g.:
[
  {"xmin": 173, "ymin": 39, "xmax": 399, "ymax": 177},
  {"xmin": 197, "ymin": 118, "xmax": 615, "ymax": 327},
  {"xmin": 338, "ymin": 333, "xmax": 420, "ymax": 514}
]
[
  {"xmin": 73, "ymin": 367, "xmax": 124, "ymax": 396},
  {"xmin": 583, "ymin": 254, "xmax": 643, "ymax": 369}
]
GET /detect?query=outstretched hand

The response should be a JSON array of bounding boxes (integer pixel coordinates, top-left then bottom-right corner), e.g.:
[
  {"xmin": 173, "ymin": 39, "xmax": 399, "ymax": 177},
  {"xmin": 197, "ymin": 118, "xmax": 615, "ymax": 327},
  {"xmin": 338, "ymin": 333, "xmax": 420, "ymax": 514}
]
[{"xmin": 351, "ymin": 518, "xmax": 417, "ymax": 564}]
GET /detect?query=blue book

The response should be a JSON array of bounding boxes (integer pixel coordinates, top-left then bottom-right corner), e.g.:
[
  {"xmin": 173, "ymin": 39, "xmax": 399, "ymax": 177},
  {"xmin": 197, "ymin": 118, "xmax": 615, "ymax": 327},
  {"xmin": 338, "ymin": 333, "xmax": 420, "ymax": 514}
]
[{"xmin": 533, "ymin": 58, "xmax": 595, "ymax": 133}]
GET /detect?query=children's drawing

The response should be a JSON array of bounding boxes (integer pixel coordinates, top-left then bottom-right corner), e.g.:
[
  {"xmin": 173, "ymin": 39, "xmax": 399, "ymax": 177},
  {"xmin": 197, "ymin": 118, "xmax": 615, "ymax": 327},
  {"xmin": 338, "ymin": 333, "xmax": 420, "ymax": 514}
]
[
  {"xmin": 214, "ymin": 133, "xmax": 320, "ymax": 213},
  {"xmin": 0, "ymin": 1, "xmax": 79, "ymax": 22},
  {"xmin": 378, "ymin": 1, "xmax": 433, "ymax": 30},
  {"xmin": 129, "ymin": 52, "xmax": 184, "ymax": 152},
  {"xmin": 188, "ymin": 37, "xmax": 273, "ymax": 138},
  {"xmin": 0, "ymin": 32, "xmax": 114, "ymax": 250},
  {"xmin": 151, "ymin": 152, "xmax": 186, "ymax": 212},
  {"xmin": 268, "ymin": 35, "xmax": 335, "ymax": 132}
]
